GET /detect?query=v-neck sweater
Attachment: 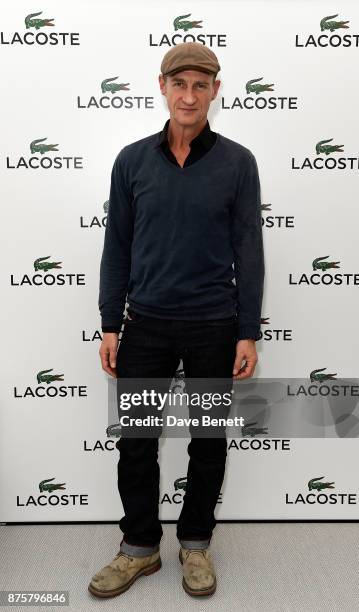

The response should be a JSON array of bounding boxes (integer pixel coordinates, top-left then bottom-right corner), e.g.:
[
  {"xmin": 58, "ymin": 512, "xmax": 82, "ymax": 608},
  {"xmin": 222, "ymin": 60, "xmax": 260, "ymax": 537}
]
[{"xmin": 98, "ymin": 130, "xmax": 265, "ymax": 341}]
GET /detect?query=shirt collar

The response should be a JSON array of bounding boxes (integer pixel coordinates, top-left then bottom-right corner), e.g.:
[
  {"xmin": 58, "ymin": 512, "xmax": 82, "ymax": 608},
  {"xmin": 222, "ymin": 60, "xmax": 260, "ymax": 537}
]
[{"xmin": 155, "ymin": 118, "xmax": 214, "ymax": 151}]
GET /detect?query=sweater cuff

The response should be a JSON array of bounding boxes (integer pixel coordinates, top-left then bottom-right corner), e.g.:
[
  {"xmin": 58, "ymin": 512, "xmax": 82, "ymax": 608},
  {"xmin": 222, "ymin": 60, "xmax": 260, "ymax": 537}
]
[
  {"xmin": 102, "ymin": 326, "xmax": 121, "ymax": 333},
  {"xmin": 236, "ymin": 325, "xmax": 261, "ymax": 341}
]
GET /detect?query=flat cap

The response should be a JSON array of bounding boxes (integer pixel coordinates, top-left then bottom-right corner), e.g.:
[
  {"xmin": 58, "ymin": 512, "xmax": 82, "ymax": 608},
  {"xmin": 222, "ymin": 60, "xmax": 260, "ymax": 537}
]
[{"xmin": 161, "ymin": 42, "xmax": 220, "ymax": 76}]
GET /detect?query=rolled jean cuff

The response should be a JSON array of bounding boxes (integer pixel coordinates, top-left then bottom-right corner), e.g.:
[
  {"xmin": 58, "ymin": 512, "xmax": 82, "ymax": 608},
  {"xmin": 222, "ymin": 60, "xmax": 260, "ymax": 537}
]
[
  {"xmin": 120, "ymin": 539, "xmax": 160, "ymax": 557},
  {"xmin": 179, "ymin": 538, "xmax": 210, "ymax": 550}
]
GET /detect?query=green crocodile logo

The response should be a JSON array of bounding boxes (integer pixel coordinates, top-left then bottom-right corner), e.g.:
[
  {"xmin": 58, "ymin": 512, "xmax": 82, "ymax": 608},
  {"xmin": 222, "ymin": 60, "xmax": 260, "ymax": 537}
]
[
  {"xmin": 308, "ymin": 476, "xmax": 335, "ymax": 491},
  {"xmin": 246, "ymin": 77, "xmax": 274, "ymax": 95},
  {"xmin": 309, "ymin": 368, "xmax": 337, "ymax": 383},
  {"xmin": 30, "ymin": 138, "xmax": 59, "ymax": 155},
  {"xmin": 173, "ymin": 13, "xmax": 203, "ymax": 32},
  {"xmin": 103, "ymin": 200, "xmax": 109, "ymax": 213},
  {"xmin": 36, "ymin": 369, "xmax": 64, "ymax": 384},
  {"xmin": 101, "ymin": 77, "xmax": 130, "ymax": 94},
  {"xmin": 312, "ymin": 255, "xmax": 340, "ymax": 271},
  {"xmin": 39, "ymin": 477, "xmax": 66, "ymax": 493},
  {"xmin": 320, "ymin": 14, "xmax": 349, "ymax": 32},
  {"xmin": 25, "ymin": 11, "xmax": 55, "ymax": 30},
  {"xmin": 242, "ymin": 421, "xmax": 268, "ymax": 437},
  {"xmin": 174, "ymin": 476, "xmax": 187, "ymax": 491},
  {"xmin": 315, "ymin": 138, "xmax": 344, "ymax": 155},
  {"xmin": 33, "ymin": 256, "xmax": 62, "ymax": 272}
]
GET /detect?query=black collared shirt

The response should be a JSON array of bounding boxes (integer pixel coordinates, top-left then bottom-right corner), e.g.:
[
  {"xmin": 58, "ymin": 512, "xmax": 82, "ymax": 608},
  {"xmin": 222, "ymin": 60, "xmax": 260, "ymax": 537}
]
[{"xmin": 156, "ymin": 118, "xmax": 217, "ymax": 167}]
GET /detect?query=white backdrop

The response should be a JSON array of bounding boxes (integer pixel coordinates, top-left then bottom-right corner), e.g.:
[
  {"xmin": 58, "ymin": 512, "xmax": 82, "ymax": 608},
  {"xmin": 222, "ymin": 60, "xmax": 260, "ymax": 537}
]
[{"xmin": 1, "ymin": 0, "xmax": 359, "ymax": 522}]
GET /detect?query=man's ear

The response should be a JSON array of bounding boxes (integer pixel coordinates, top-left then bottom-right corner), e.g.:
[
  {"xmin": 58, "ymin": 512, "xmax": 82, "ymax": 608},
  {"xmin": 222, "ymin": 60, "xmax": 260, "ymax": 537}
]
[
  {"xmin": 158, "ymin": 74, "xmax": 166, "ymax": 95},
  {"xmin": 211, "ymin": 79, "xmax": 221, "ymax": 100}
]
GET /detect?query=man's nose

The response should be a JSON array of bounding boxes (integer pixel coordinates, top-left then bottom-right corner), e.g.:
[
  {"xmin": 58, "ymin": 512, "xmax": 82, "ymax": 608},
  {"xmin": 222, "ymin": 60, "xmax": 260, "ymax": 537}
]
[{"xmin": 181, "ymin": 89, "xmax": 197, "ymax": 105}]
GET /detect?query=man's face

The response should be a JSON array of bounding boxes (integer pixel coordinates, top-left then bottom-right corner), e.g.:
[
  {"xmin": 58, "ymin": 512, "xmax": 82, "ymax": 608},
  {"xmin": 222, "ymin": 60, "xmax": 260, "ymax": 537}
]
[{"xmin": 158, "ymin": 69, "xmax": 220, "ymax": 128}]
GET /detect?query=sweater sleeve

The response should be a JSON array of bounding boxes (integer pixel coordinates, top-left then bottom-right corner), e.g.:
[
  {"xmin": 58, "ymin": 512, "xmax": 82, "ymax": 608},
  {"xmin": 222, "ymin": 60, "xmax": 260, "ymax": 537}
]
[
  {"xmin": 98, "ymin": 151, "xmax": 134, "ymax": 330},
  {"xmin": 231, "ymin": 151, "xmax": 265, "ymax": 341}
]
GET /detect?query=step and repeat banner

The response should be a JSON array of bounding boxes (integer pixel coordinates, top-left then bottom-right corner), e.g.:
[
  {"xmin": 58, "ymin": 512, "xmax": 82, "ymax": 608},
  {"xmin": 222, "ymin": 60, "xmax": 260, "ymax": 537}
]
[{"xmin": 1, "ymin": 0, "xmax": 359, "ymax": 523}]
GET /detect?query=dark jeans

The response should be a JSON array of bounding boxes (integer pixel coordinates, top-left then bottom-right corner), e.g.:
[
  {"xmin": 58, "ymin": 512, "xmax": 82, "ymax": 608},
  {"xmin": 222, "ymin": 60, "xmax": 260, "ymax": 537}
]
[{"xmin": 115, "ymin": 308, "xmax": 237, "ymax": 556}]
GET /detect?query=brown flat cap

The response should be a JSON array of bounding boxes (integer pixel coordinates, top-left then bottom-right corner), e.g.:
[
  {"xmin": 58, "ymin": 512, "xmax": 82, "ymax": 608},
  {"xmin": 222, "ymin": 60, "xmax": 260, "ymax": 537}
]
[{"xmin": 161, "ymin": 42, "xmax": 220, "ymax": 76}]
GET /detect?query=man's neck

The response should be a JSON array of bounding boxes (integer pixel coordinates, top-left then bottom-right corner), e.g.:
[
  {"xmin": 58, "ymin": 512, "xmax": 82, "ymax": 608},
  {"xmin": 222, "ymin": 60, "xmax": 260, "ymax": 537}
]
[{"xmin": 167, "ymin": 117, "xmax": 207, "ymax": 151}]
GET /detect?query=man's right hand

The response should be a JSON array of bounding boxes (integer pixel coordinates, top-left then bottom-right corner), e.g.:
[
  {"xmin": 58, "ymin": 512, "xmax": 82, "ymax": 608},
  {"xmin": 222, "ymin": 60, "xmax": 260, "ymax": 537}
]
[{"xmin": 99, "ymin": 332, "xmax": 119, "ymax": 378}]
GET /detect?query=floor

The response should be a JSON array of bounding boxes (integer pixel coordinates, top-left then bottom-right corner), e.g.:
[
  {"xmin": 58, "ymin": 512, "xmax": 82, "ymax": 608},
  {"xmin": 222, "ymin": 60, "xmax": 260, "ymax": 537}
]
[{"xmin": 1, "ymin": 522, "xmax": 359, "ymax": 611}]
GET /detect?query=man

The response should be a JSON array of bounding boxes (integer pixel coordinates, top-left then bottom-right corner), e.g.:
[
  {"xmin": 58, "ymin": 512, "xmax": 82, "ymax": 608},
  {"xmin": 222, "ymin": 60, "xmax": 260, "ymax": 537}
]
[{"xmin": 88, "ymin": 42, "xmax": 265, "ymax": 598}]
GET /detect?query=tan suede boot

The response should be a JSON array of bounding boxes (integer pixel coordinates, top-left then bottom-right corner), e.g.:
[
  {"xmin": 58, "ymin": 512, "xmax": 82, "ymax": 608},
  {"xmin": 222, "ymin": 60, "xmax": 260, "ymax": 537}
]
[
  {"xmin": 88, "ymin": 549, "xmax": 161, "ymax": 598},
  {"xmin": 179, "ymin": 547, "xmax": 216, "ymax": 596}
]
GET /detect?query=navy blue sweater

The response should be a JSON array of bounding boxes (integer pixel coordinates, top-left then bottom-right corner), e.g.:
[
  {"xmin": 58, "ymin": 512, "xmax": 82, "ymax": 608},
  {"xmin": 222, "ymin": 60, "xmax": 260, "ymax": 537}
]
[{"xmin": 98, "ymin": 130, "xmax": 265, "ymax": 341}]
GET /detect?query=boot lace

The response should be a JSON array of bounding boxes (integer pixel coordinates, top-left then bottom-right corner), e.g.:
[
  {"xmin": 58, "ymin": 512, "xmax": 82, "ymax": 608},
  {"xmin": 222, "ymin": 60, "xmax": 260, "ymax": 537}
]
[
  {"xmin": 185, "ymin": 550, "xmax": 207, "ymax": 565},
  {"xmin": 112, "ymin": 551, "xmax": 133, "ymax": 570}
]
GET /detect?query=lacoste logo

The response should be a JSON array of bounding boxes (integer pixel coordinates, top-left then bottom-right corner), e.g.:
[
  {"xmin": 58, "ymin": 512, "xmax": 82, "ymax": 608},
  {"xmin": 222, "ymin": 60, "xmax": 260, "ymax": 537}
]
[
  {"xmin": 242, "ymin": 421, "xmax": 268, "ymax": 437},
  {"xmin": 25, "ymin": 11, "xmax": 55, "ymax": 30},
  {"xmin": 149, "ymin": 12, "xmax": 225, "ymax": 48},
  {"xmin": 39, "ymin": 478, "xmax": 66, "ymax": 493},
  {"xmin": 34, "ymin": 256, "xmax": 62, "ymax": 272},
  {"xmin": 36, "ymin": 369, "xmax": 64, "ymax": 384},
  {"xmin": 284, "ymin": 476, "xmax": 358, "ymax": 505},
  {"xmin": 315, "ymin": 139, "xmax": 344, "ymax": 155},
  {"xmin": 11, "ymin": 256, "xmax": 85, "ymax": 286},
  {"xmin": 295, "ymin": 12, "xmax": 355, "ymax": 48},
  {"xmin": 101, "ymin": 77, "xmax": 130, "ymax": 94},
  {"xmin": 173, "ymin": 13, "xmax": 203, "ymax": 32},
  {"xmin": 312, "ymin": 256, "xmax": 340, "ymax": 271},
  {"xmin": 291, "ymin": 138, "xmax": 357, "ymax": 170},
  {"xmin": 7, "ymin": 138, "xmax": 83, "ymax": 170},
  {"xmin": 309, "ymin": 368, "xmax": 337, "ymax": 383},
  {"xmin": 30, "ymin": 138, "xmax": 59, "ymax": 155},
  {"xmin": 174, "ymin": 476, "xmax": 187, "ymax": 491},
  {"xmin": 0, "ymin": 11, "xmax": 80, "ymax": 47},
  {"xmin": 245, "ymin": 77, "xmax": 274, "ymax": 95},
  {"xmin": 320, "ymin": 14, "xmax": 349, "ymax": 32},
  {"xmin": 289, "ymin": 255, "xmax": 356, "ymax": 285},
  {"xmin": 308, "ymin": 476, "xmax": 335, "ymax": 491}
]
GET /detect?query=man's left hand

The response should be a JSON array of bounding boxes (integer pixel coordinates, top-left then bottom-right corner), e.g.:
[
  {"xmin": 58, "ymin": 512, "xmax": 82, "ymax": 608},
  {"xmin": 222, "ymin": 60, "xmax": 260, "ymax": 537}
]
[{"xmin": 232, "ymin": 339, "xmax": 258, "ymax": 380}]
